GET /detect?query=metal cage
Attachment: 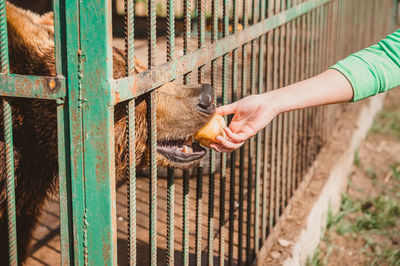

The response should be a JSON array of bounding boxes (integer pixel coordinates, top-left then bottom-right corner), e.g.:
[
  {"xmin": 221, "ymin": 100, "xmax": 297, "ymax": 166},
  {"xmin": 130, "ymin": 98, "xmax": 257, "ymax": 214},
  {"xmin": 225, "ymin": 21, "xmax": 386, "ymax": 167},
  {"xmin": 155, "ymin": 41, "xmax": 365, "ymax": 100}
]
[{"xmin": 0, "ymin": 0, "xmax": 396, "ymax": 265}]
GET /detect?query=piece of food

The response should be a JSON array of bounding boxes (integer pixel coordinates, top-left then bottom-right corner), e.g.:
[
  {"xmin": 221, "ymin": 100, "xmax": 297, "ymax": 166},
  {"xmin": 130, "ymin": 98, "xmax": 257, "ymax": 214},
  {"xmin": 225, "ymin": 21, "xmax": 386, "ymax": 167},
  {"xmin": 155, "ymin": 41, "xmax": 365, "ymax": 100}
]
[{"xmin": 194, "ymin": 114, "xmax": 226, "ymax": 148}]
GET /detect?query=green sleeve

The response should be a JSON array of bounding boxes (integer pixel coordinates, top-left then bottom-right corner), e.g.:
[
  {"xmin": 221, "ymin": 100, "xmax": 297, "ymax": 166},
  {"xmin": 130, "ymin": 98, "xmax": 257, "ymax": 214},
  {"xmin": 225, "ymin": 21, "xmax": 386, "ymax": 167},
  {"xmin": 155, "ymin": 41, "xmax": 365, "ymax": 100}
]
[{"xmin": 330, "ymin": 29, "xmax": 400, "ymax": 102}]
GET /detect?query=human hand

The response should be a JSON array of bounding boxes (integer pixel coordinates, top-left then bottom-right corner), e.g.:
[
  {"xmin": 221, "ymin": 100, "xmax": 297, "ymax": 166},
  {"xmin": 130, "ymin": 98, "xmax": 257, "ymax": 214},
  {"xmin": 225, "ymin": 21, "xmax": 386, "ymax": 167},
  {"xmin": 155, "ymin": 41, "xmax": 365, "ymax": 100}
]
[{"xmin": 210, "ymin": 93, "xmax": 279, "ymax": 152}]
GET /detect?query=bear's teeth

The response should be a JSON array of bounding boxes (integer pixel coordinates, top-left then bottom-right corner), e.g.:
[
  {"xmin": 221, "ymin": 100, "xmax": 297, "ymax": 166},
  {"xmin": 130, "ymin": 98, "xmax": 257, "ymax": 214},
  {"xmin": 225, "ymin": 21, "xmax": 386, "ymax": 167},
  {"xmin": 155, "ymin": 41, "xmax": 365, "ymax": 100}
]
[
  {"xmin": 184, "ymin": 136, "xmax": 193, "ymax": 146},
  {"xmin": 182, "ymin": 145, "xmax": 189, "ymax": 154}
]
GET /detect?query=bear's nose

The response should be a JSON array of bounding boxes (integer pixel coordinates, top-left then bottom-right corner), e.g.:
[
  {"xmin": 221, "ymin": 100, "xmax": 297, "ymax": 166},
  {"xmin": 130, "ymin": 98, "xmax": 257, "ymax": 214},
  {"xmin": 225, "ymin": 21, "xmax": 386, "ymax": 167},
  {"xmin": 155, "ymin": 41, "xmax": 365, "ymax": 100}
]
[{"xmin": 197, "ymin": 84, "xmax": 215, "ymax": 114}]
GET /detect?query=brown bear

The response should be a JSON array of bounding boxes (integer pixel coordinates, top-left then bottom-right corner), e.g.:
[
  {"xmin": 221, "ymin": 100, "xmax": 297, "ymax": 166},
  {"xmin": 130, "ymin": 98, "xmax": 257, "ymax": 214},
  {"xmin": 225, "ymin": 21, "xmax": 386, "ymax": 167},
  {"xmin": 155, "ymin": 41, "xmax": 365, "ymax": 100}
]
[{"xmin": 0, "ymin": 2, "xmax": 215, "ymax": 264}]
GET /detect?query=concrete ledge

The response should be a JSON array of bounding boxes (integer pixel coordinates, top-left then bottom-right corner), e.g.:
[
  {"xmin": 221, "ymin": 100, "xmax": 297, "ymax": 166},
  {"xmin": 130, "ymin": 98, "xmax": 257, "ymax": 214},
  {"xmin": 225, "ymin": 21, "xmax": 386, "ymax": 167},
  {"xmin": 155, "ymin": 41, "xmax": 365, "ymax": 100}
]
[{"xmin": 256, "ymin": 94, "xmax": 386, "ymax": 266}]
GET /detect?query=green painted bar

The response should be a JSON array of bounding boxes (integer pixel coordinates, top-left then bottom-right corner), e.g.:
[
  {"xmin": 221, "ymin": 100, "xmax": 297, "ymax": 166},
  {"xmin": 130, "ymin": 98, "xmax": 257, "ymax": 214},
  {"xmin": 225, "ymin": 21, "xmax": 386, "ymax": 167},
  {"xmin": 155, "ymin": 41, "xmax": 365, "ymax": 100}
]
[
  {"xmin": 52, "ymin": 1, "xmax": 72, "ymax": 263},
  {"xmin": 111, "ymin": 0, "xmax": 331, "ymax": 103},
  {"xmin": 0, "ymin": 1, "xmax": 18, "ymax": 265},
  {"xmin": 0, "ymin": 74, "xmax": 66, "ymax": 99},
  {"xmin": 78, "ymin": 0, "xmax": 117, "ymax": 264},
  {"xmin": 59, "ymin": 0, "xmax": 86, "ymax": 264},
  {"xmin": 127, "ymin": 100, "xmax": 136, "ymax": 266},
  {"xmin": 56, "ymin": 102, "xmax": 74, "ymax": 266}
]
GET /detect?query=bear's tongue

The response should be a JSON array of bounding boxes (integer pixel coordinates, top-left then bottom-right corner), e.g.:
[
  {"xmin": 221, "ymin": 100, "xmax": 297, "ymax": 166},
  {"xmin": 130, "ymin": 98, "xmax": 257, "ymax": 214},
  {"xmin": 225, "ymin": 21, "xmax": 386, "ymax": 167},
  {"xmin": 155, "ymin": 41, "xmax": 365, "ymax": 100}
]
[{"xmin": 157, "ymin": 136, "xmax": 206, "ymax": 163}]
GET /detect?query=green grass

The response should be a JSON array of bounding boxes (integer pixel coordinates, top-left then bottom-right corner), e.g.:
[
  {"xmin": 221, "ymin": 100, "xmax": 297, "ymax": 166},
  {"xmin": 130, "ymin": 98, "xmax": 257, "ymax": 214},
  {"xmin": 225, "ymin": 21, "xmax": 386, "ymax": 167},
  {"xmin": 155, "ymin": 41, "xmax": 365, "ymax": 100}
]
[
  {"xmin": 354, "ymin": 150, "xmax": 361, "ymax": 167},
  {"xmin": 370, "ymin": 110, "xmax": 400, "ymax": 140},
  {"xmin": 307, "ymin": 246, "xmax": 324, "ymax": 266}
]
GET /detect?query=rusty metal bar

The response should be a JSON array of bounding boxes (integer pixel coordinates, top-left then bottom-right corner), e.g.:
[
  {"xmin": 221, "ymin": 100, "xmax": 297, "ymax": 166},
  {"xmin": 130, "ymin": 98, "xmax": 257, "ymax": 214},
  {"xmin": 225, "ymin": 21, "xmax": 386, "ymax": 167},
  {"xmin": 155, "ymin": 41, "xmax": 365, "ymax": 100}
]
[
  {"xmin": 0, "ymin": 74, "xmax": 66, "ymax": 100},
  {"xmin": 111, "ymin": 0, "xmax": 331, "ymax": 103}
]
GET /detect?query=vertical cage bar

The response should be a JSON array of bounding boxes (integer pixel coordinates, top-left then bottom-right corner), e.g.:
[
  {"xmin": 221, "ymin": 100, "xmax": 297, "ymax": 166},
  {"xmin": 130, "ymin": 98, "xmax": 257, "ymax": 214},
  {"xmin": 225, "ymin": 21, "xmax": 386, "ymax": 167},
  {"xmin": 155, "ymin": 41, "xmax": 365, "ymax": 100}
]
[
  {"xmin": 246, "ymin": 0, "xmax": 258, "ymax": 261},
  {"xmin": 2, "ymin": 100, "xmax": 17, "ymax": 266},
  {"xmin": 182, "ymin": 0, "xmax": 191, "ymax": 264},
  {"xmin": 219, "ymin": 0, "xmax": 229, "ymax": 263},
  {"xmin": 255, "ymin": 0, "xmax": 265, "ymax": 252},
  {"xmin": 147, "ymin": 0, "xmax": 157, "ymax": 263},
  {"xmin": 290, "ymin": 0, "xmax": 298, "ymax": 196},
  {"xmin": 238, "ymin": 0, "xmax": 248, "ymax": 264},
  {"xmin": 182, "ymin": 170, "xmax": 190, "ymax": 266},
  {"xmin": 183, "ymin": 0, "xmax": 191, "ymax": 83},
  {"xmin": 166, "ymin": 168, "xmax": 175, "ymax": 266},
  {"xmin": 195, "ymin": 166, "xmax": 203, "ymax": 266},
  {"xmin": 125, "ymin": 0, "xmax": 135, "ymax": 75},
  {"xmin": 127, "ymin": 100, "xmax": 137, "ymax": 266},
  {"xmin": 228, "ymin": 0, "xmax": 238, "ymax": 263},
  {"xmin": 270, "ymin": 0, "xmax": 278, "ymax": 228},
  {"xmin": 124, "ymin": 0, "xmax": 136, "ymax": 265},
  {"xmin": 166, "ymin": 0, "xmax": 175, "ymax": 264},
  {"xmin": 0, "ymin": 1, "xmax": 17, "ymax": 265},
  {"xmin": 285, "ymin": 0, "xmax": 294, "ymax": 202},
  {"xmin": 197, "ymin": 0, "xmax": 205, "ymax": 83},
  {"xmin": 275, "ymin": 0, "xmax": 284, "ymax": 218},
  {"xmin": 147, "ymin": 92, "xmax": 158, "ymax": 265},
  {"xmin": 196, "ymin": 0, "xmax": 205, "ymax": 263},
  {"xmin": 52, "ymin": 0, "xmax": 73, "ymax": 261},
  {"xmin": 262, "ymin": 0, "xmax": 272, "ymax": 242},
  {"xmin": 208, "ymin": 0, "xmax": 218, "ymax": 265},
  {"xmin": 148, "ymin": 0, "xmax": 156, "ymax": 68}
]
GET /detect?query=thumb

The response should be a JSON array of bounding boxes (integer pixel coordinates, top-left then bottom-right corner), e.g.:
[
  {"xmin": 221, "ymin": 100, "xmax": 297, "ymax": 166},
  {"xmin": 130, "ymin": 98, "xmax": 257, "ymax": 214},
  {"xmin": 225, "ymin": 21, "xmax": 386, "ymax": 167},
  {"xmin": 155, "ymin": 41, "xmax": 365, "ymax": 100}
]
[{"xmin": 216, "ymin": 102, "xmax": 238, "ymax": 116}]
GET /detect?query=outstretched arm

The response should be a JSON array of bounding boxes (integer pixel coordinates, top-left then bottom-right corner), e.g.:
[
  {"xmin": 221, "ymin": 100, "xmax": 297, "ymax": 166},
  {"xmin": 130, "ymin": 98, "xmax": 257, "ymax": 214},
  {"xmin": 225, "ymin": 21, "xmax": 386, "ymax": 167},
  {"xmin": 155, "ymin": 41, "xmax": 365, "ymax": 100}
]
[
  {"xmin": 211, "ymin": 29, "xmax": 400, "ymax": 153},
  {"xmin": 210, "ymin": 69, "xmax": 353, "ymax": 152}
]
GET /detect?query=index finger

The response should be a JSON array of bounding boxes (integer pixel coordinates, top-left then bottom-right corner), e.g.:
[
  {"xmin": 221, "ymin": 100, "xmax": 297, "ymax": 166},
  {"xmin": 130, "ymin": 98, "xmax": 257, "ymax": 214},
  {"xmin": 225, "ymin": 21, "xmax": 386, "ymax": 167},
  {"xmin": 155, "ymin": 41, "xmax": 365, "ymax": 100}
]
[{"xmin": 216, "ymin": 102, "xmax": 238, "ymax": 116}]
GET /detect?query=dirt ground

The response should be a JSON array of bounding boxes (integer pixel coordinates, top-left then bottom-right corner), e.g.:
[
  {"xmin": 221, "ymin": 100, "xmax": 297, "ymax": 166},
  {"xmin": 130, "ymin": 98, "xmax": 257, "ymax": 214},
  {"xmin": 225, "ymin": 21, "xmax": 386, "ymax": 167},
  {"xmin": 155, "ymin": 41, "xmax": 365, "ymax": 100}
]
[{"xmin": 308, "ymin": 89, "xmax": 400, "ymax": 266}]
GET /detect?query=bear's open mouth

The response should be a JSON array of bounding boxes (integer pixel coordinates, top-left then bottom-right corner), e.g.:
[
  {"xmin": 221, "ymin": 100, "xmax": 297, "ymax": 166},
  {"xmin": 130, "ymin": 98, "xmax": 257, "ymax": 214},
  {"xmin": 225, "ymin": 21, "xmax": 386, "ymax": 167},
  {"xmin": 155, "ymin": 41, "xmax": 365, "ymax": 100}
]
[{"xmin": 157, "ymin": 136, "xmax": 206, "ymax": 163}]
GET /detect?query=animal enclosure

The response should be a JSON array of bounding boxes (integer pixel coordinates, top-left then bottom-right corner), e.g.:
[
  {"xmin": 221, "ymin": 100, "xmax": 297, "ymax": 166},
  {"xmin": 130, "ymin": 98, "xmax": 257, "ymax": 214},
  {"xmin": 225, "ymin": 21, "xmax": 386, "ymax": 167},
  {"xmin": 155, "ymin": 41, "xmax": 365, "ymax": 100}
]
[{"xmin": 0, "ymin": 0, "xmax": 396, "ymax": 265}]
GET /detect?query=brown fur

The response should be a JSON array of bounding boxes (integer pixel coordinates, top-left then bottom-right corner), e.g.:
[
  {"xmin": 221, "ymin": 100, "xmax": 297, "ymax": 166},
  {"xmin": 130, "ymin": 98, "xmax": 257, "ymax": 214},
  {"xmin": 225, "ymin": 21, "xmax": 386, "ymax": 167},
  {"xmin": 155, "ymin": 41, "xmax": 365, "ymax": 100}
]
[{"xmin": 0, "ymin": 2, "xmax": 214, "ymax": 264}]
